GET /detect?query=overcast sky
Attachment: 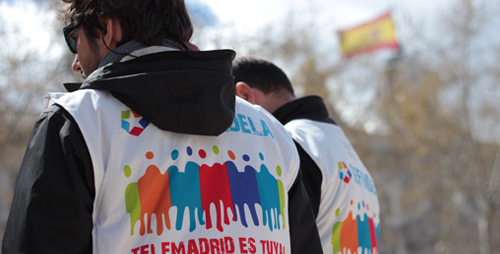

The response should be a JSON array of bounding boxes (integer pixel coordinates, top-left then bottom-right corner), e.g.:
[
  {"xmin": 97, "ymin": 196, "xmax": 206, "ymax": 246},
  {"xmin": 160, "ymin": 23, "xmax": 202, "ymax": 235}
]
[
  {"xmin": 1, "ymin": 0, "xmax": 455, "ymax": 56},
  {"xmin": 197, "ymin": 0, "xmax": 458, "ymax": 58},
  {"xmin": 203, "ymin": 0, "xmax": 454, "ymax": 34}
]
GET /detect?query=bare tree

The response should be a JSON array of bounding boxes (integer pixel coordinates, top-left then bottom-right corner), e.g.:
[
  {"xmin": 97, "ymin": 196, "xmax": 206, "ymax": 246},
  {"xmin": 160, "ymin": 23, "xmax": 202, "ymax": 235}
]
[
  {"xmin": 361, "ymin": 0, "xmax": 500, "ymax": 253},
  {"xmin": 432, "ymin": 1, "xmax": 500, "ymax": 253}
]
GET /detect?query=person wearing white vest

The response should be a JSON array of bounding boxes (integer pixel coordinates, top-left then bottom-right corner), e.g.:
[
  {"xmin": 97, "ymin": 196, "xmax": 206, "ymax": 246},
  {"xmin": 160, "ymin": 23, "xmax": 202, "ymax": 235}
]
[
  {"xmin": 233, "ymin": 56, "xmax": 382, "ymax": 254},
  {"xmin": 2, "ymin": 1, "xmax": 323, "ymax": 253}
]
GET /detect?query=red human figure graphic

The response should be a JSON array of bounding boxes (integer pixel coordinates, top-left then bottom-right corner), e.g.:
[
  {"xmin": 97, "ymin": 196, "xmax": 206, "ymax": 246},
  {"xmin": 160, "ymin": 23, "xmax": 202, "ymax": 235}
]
[
  {"xmin": 199, "ymin": 162, "xmax": 235, "ymax": 232},
  {"xmin": 369, "ymin": 215, "xmax": 379, "ymax": 254}
]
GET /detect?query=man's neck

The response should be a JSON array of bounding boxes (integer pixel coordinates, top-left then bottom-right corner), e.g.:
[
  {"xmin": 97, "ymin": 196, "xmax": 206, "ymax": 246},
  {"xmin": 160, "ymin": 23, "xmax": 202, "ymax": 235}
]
[{"xmin": 98, "ymin": 39, "xmax": 182, "ymax": 67}]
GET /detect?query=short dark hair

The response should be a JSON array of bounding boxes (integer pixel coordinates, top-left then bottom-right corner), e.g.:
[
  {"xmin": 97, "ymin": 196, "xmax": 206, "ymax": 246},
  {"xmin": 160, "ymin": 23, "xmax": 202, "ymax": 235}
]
[
  {"xmin": 232, "ymin": 56, "xmax": 294, "ymax": 95},
  {"xmin": 62, "ymin": 0, "xmax": 193, "ymax": 47}
]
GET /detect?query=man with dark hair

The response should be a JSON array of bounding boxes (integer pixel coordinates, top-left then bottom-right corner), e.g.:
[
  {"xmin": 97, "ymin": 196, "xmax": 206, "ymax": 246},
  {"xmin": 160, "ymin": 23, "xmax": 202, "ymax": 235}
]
[
  {"xmin": 233, "ymin": 56, "xmax": 381, "ymax": 254},
  {"xmin": 2, "ymin": 1, "xmax": 322, "ymax": 253}
]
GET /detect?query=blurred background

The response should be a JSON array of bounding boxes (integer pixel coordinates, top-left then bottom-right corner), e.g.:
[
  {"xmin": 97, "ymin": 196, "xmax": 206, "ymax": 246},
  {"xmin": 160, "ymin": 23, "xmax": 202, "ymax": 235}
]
[{"xmin": 1, "ymin": 0, "xmax": 499, "ymax": 253}]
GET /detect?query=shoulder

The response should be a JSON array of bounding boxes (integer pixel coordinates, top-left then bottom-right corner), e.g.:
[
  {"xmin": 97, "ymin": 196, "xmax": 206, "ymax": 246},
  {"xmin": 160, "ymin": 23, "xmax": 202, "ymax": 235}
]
[
  {"xmin": 286, "ymin": 118, "xmax": 340, "ymax": 136},
  {"xmin": 235, "ymin": 97, "xmax": 283, "ymax": 127},
  {"xmin": 45, "ymin": 90, "xmax": 113, "ymax": 114},
  {"xmin": 36, "ymin": 103, "xmax": 78, "ymax": 129},
  {"xmin": 233, "ymin": 97, "xmax": 292, "ymax": 141}
]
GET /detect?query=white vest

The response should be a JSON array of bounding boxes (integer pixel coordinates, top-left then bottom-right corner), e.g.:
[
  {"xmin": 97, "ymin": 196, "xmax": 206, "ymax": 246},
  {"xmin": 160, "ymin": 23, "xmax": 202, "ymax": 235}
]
[
  {"xmin": 285, "ymin": 119, "xmax": 380, "ymax": 254},
  {"xmin": 45, "ymin": 91, "xmax": 299, "ymax": 254}
]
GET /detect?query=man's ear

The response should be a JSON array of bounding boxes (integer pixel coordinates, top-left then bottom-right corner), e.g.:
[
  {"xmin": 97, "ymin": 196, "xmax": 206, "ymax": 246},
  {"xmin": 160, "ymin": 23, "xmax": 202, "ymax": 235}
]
[
  {"xmin": 235, "ymin": 82, "xmax": 256, "ymax": 104},
  {"xmin": 101, "ymin": 17, "xmax": 123, "ymax": 50}
]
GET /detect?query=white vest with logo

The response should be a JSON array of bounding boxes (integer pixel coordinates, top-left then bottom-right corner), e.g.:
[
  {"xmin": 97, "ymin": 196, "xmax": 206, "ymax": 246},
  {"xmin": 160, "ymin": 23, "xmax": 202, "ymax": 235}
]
[
  {"xmin": 285, "ymin": 119, "xmax": 380, "ymax": 254},
  {"xmin": 45, "ymin": 90, "xmax": 299, "ymax": 254}
]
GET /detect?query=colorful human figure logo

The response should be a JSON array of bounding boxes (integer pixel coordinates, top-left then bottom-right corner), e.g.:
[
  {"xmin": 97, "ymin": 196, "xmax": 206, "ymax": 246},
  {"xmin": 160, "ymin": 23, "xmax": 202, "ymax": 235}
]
[
  {"xmin": 124, "ymin": 146, "xmax": 287, "ymax": 235},
  {"xmin": 331, "ymin": 200, "xmax": 380, "ymax": 254}
]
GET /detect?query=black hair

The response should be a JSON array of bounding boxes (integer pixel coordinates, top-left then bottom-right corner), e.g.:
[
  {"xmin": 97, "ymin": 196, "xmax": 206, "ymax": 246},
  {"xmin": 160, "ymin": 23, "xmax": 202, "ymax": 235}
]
[
  {"xmin": 62, "ymin": 0, "xmax": 193, "ymax": 47},
  {"xmin": 232, "ymin": 56, "xmax": 294, "ymax": 95}
]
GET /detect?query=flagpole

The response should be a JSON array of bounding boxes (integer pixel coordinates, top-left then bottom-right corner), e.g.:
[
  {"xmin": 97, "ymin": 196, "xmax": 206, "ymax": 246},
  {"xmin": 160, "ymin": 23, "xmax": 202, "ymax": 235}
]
[{"xmin": 385, "ymin": 46, "xmax": 404, "ymax": 94}]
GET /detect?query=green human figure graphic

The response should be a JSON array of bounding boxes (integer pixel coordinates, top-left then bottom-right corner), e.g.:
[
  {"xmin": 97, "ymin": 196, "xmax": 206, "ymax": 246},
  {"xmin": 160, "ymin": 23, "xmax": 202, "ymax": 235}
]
[
  {"xmin": 124, "ymin": 165, "xmax": 141, "ymax": 235},
  {"xmin": 331, "ymin": 208, "xmax": 342, "ymax": 254},
  {"xmin": 276, "ymin": 165, "xmax": 286, "ymax": 229}
]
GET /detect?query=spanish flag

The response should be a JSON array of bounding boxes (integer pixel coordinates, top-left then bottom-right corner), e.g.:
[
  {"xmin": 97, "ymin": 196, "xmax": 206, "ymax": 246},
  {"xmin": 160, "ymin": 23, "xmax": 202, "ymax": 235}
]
[{"xmin": 337, "ymin": 11, "xmax": 400, "ymax": 58}]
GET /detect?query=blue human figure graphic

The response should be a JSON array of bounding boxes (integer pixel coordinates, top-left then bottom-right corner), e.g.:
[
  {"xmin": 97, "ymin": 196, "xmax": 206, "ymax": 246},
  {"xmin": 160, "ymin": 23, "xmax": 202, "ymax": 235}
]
[
  {"xmin": 168, "ymin": 160, "xmax": 205, "ymax": 232},
  {"xmin": 255, "ymin": 154, "xmax": 281, "ymax": 231},
  {"xmin": 357, "ymin": 212, "xmax": 372, "ymax": 252},
  {"xmin": 226, "ymin": 160, "xmax": 261, "ymax": 227}
]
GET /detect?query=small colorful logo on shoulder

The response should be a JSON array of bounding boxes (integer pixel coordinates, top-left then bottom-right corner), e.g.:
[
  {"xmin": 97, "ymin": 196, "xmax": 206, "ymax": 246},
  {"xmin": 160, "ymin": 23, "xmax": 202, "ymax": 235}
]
[
  {"xmin": 338, "ymin": 161, "xmax": 352, "ymax": 183},
  {"xmin": 121, "ymin": 110, "xmax": 150, "ymax": 136}
]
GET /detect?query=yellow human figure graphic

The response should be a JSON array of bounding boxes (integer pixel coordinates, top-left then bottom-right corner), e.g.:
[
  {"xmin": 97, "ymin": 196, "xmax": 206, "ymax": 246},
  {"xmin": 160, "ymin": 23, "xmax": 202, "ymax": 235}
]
[
  {"xmin": 331, "ymin": 208, "xmax": 342, "ymax": 254},
  {"xmin": 276, "ymin": 165, "xmax": 286, "ymax": 229},
  {"xmin": 124, "ymin": 165, "xmax": 141, "ymax": 235}
]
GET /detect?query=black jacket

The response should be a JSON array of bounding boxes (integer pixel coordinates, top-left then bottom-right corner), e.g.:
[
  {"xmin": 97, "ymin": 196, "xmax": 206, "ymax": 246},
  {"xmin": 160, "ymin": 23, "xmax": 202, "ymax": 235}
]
[
  {"xmin": 2, "ymin": 49, "xmax": 322, "ymax": 253},
  {"xmin": 273, "ymin": 95, "xmax": 336, "ymax": 217}
]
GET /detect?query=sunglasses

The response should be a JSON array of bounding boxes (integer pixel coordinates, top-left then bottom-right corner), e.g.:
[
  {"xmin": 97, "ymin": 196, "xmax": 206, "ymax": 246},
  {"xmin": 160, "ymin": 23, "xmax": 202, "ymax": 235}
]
[{"xmin": 63, "ymin": 23, "xmax": 81, "ymax": 54}]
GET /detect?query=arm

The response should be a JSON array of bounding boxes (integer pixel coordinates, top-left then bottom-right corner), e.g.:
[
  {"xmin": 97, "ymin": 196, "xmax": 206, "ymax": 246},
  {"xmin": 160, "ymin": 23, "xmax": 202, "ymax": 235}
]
[
  {"xmin": 294, "ymin": 141, "xmax": 322, "ymax": 217},
  {"xmin": 288, "ymin": 170, "xmax": 324, "ymax": 254},
  {"xmin": 2, "ymin": 104, "xmax": 95, "ymax": 254}
]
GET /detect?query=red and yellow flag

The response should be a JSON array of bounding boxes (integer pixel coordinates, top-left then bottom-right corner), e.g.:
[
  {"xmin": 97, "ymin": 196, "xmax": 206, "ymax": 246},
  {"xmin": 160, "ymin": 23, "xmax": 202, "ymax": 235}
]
[{"xmin": 337, "ymin": 11, "xmax": 400, "ymax": 58}]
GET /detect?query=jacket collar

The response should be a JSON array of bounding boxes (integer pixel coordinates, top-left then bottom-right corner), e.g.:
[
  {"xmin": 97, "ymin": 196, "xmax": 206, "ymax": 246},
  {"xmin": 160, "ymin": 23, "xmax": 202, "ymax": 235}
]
[
  {"xmin": 65, "ymin": 48, "xmax": 237, "ymax": 136},
  {"xmin": 272, "ymin": 95, "xmax": 336, "ymax": 125}
]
